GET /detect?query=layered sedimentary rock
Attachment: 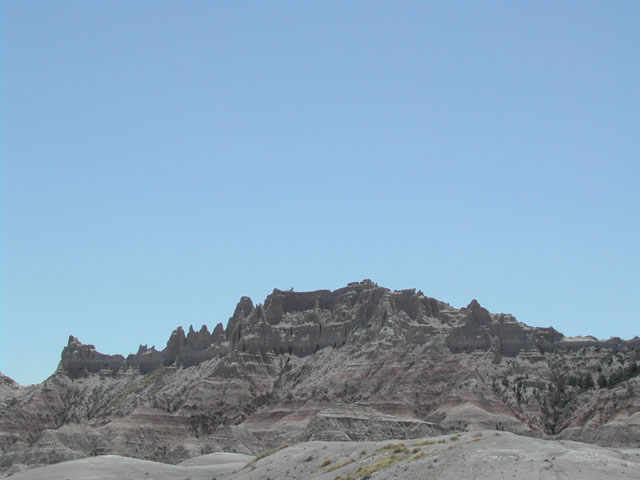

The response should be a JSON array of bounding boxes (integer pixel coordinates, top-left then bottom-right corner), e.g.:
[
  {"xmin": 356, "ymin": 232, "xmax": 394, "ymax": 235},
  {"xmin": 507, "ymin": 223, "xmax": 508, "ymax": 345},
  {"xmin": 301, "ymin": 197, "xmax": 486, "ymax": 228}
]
[
  {"xmin": 1, "ymin": 280, "xmax": 639, "ymax": 477},
  {"xmin": 300, "ymin": 408, "xmax": 449, "ymax": 441},
  {"xmin": 61, "ymin": 337, "xmax": 127, "ymax": 378}
]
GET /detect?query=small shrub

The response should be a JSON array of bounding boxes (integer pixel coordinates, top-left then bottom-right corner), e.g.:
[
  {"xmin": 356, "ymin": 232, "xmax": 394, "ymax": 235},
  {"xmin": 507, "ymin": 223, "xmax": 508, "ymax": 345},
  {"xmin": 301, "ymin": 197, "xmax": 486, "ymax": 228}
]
[
  {"xmin": 317, "ymin": 458, "xmax": 332, "ymax": 467},
  {"xmin": 414, "ymin": 438, "xmax": 446, "ymax": 446}
]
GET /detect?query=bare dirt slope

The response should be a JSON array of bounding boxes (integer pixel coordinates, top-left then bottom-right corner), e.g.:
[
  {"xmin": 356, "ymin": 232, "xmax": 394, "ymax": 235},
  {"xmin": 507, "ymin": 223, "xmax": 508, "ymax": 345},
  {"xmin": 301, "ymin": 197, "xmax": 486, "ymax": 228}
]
[
  {"xmin": 5, "ymin": 453, "xmax": 246, "ymax": 480},
  {"xmin": 8, "ymin": 431, "xmax": 640, "ymax": 480}
]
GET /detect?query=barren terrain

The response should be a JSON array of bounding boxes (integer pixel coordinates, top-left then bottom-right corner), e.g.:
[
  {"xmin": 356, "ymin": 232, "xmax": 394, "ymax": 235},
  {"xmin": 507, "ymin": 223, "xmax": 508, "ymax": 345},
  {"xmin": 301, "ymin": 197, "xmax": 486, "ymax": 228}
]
[{"xmin": 1, "ymin": 281, "xmax": 638, "ymax": 477}]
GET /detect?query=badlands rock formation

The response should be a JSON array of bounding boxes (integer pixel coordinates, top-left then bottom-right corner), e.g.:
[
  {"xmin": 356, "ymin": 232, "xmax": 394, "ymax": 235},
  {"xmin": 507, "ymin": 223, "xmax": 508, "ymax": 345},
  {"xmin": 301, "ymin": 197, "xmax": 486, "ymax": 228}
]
[{"xmin": 1, "ymin": 280, "xmax": 639, "ymax": 477}]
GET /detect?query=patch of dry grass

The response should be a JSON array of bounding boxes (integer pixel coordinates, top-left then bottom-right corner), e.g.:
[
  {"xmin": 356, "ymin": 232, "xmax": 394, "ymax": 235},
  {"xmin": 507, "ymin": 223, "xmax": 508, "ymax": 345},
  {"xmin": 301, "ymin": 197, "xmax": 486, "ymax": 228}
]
[
  {"xmin": 413, "ymin": 438, "xmax": 446, "ymax": 446},
  {"xmin": 378, "ymin": 442, "xmax": 409, "ymax": 454},
  {"xmin": 324, "ymin": 458, "xmax": 356, "ymax": 473},
  {"xmin": 254, "ymin": 443, "xmax": 288, "ymax": 461},
  {"xmin": 411, "ymin": 451, "xmax": 429, "ymax": 461},
  {"xmin": 354, "ymin": 454, "xmax": 403, "ymax": 478},
  {"xmin": 240, "ymin": 443, "xmax": 288, "ymax": 471},
  {"xmin": 335, "ymin": 442, "xmax": 420, "ymax": 479}
]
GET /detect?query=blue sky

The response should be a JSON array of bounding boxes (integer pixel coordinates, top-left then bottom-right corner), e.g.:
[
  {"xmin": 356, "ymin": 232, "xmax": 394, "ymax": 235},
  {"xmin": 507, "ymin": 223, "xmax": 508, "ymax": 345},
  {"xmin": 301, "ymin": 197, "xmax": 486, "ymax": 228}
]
[{"xmin": 2, "ymin": 1, "xmax": 639, "ymax": 385}]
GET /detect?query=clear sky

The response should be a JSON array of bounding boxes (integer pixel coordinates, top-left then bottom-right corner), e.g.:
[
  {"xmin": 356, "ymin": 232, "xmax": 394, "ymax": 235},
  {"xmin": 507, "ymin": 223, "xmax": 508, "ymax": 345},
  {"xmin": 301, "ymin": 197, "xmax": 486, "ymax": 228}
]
[{"xmin": 2, "ymin": 1, "xmax": 639, "ymax": 386}]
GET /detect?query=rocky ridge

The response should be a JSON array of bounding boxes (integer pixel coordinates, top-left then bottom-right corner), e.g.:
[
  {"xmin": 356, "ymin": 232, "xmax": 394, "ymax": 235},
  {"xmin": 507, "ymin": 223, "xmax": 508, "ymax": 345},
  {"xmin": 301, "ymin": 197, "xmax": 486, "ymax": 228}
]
[{"xmin": 1, "ymin": 280, "xmax": 639, "ymax": 476}]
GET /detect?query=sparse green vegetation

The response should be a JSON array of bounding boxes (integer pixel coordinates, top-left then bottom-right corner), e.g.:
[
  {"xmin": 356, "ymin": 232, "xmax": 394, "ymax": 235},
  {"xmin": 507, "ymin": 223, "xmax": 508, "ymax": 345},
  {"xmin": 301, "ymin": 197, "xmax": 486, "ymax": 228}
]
[
  {"xmin": 602, "ymin": 363, "xmax": 640, "ymax": 389},
  {"xmin": 354, "ymin": 454, "xmax": 403, "ymax": 478},
  {"xmin": 566, "ymin": 373, "xmax": 595, "ymax": 390},
  {"xmin": 108, "ymin": 384, "xmax": 139, "ymax": 409},
  {"xmin": 598, "ymin": 374, "xmax": 608, "ymax": 389},
  {"xmin": 335, "ymin": 441, "xmax": 424, "ymax": 479},
  {"xmin": 254, "ymin": 444, "xmax": 288, "ymax": 461},
  {"xmin": 108, "ymin": 367, "xmax": 171, "ymax": 410},
  {"xmin": 324, "ymin": 458, "xmax": 356, "ymax": 472},
  {"xmin": 142, "ymin": 366, "xmax": 169, "ymax": 387},
  {"xmin": 240, "ymin": 444, "xmax": 289, "ymax": 470}
]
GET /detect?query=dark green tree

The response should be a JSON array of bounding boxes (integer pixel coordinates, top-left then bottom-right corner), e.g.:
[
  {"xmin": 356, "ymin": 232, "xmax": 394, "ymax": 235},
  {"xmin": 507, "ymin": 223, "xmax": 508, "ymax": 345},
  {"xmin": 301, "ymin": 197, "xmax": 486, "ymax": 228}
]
[
  {"xmin": 582, "ymin": 374, "xmax": 595, "ymax": 389},
  {"xmin": 597, "ymin": 374, "xmax": 608, "ymax": 389}
]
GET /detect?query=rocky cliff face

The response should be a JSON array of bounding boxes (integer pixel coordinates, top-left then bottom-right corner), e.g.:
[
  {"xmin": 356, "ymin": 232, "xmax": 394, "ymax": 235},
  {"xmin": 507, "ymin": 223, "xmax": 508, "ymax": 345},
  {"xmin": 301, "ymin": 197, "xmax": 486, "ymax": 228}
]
[{"xmin": 1, "ymin": 280, "xmax": 639, "ymax": 476}]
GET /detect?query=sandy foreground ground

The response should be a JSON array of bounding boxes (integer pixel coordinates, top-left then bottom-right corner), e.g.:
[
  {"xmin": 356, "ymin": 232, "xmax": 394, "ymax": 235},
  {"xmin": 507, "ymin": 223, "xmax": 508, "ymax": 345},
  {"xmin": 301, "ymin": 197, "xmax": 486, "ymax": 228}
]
[{"xmin": 7, "ymin": 431, "xmax": 640, "ymax": 480}]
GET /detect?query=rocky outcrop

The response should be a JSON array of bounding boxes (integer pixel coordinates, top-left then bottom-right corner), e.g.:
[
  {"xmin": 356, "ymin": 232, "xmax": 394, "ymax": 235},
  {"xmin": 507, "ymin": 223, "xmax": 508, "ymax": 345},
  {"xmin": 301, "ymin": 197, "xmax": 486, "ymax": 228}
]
[
  {"xmin": 300, "ymin": 408, "xmax": 449, "ymax": 442},
  {"xmin": 0, "ymin": 373, "xmax": 18, "ymax": 395},
  {"xmin": 444, "ymin": 300, "xmax": 564, "ymax": 356},
  {"xmin": 61, "ymin": 337, "xmax": 126, "ymax": 378},
  {"xmin": 58, "ymin": 281, "xmax": 582, "ymax": 380},
  {"xmin": 2, "ymin": 280, "xmax": 639, "ymax": 476}
]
